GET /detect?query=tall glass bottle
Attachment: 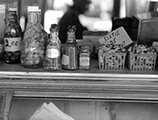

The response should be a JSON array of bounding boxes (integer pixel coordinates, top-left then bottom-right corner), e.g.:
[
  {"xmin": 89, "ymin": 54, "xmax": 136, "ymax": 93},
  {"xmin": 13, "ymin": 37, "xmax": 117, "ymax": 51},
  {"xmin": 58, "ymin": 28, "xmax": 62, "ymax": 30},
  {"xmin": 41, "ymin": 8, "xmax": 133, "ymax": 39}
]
[
  {"xmin": 21, "ymin": 6, "xmax": 46, "ymax": 68},
  {"xmin": 4, "ymin": 8, "xmax": 22, "ymax": 64},
  {"xmin": 62, "ymin": 25, "xmax": 79, "ymax": 70},
  {"xmin": 43, "ymin": 24, "xmax": 61, "ymax": 70}
]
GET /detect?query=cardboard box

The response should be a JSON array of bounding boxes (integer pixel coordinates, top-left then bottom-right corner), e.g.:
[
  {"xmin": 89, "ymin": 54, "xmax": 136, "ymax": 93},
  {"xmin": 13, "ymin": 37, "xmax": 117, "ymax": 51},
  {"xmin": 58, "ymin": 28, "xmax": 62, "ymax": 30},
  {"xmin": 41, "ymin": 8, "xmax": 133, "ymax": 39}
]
[{"xmin": 131, "ymin": 11, "xmax": 158, "ymax": 45}]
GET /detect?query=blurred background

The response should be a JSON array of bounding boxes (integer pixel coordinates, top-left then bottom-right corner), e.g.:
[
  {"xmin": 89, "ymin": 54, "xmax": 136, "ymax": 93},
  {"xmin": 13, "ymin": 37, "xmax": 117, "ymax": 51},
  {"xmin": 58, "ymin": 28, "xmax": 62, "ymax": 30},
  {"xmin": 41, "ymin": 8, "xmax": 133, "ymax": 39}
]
[{"xmin": 13, "ymin": 0, "xmax": 158, "ymax": 33}]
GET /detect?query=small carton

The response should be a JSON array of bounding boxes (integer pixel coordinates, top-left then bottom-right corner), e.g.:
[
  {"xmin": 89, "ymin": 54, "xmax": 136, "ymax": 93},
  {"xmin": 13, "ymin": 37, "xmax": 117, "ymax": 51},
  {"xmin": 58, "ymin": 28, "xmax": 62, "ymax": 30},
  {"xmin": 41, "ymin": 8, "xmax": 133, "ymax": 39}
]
[{"xmin": 131, "ymin": 11, "xmax": 158, "ymax": 45}]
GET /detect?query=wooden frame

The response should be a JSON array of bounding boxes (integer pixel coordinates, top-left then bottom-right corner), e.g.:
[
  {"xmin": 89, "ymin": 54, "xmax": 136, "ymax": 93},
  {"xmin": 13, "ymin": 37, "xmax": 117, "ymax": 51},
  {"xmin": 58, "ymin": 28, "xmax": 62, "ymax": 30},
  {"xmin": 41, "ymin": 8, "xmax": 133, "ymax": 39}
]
[
  {"xmin": 0, "ymin": 61, "xmax": 158, "ymax": 103},
  {"xmin": 0, "ymin": 91, "xmax": 13, "ymax": 120}
]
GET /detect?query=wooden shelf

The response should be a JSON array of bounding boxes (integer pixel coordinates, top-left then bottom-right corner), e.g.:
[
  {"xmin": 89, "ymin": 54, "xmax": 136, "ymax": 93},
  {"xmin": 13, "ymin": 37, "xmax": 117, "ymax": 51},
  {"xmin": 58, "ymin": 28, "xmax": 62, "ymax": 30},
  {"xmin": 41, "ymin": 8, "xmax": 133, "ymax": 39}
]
[{"xmin": 0, "ymin": 60, "xmax": 158, "ymax": 102}]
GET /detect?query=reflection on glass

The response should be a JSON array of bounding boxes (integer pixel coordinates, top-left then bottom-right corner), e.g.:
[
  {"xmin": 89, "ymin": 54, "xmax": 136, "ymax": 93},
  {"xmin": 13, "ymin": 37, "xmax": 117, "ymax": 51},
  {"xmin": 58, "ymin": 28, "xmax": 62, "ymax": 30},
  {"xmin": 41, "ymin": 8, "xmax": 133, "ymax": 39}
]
[
  {"xmin": 44, "ymin": 0, "xmax": 113, "ymax": 32},
  {"xmin": 125, "ymin": 0, "xmax": 157, "ymax": 17},
  {"xmin": 19, "ymin": 0, "xmax": 158, "ymax": 32}
]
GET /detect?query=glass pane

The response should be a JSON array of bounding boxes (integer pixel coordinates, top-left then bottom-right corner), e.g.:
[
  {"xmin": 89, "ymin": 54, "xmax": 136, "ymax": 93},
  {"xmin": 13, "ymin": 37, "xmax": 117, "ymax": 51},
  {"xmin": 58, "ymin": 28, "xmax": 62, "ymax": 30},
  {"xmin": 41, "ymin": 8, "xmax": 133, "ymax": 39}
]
[
  {"xmin": 9, "ymin": 97, "xmax": 158, "ymax": 120},
  {"xmin": 44, "ymin": 0, "xmax": 113, "ymax": 32}
]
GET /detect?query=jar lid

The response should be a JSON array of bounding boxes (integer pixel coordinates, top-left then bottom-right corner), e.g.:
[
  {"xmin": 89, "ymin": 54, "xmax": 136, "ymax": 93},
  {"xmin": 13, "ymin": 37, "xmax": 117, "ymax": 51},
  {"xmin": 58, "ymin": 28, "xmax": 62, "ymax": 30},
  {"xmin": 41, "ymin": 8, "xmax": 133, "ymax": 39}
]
[{"xmin": 80, "ymin": 45, "xmax": 90, "ymax": 52}]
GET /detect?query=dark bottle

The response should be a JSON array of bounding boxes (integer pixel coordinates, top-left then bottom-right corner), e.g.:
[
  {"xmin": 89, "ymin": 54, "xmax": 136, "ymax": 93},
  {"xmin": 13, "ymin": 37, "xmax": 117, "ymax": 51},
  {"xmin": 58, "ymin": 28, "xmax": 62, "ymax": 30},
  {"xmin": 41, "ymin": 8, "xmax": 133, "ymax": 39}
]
[
  {"xmin": 4, "ymin": 8, "xmax": 22, "ymax": 64},
  {"xmin": 43, "ymin": 24, "xmax": 61, "ymax": 70},
  {"xmin": 62, "ymin": 25, "xmax": 79, "ymax": 70}
]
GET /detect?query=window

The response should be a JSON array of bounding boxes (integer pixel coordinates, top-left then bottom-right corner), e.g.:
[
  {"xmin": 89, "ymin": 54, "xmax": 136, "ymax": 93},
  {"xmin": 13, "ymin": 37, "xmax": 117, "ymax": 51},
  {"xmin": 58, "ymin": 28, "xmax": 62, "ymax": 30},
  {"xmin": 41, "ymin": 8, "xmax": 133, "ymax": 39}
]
[{"xmin": 44, "ymin": 0, "xmax": 113, "ymax": 33}]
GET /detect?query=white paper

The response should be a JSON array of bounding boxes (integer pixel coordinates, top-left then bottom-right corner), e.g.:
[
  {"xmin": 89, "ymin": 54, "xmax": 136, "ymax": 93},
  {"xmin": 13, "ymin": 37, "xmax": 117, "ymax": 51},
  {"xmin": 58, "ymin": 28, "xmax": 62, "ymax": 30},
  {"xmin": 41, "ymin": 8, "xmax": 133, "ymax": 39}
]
[
  {"xmin": 46, "ymin": 102, "xmax": 74, "ymax": 120},
  {"xmin": 30, "ymin": 106, "xmax": 58, "ymax": 120},
  {"xmin": 28, "ymin": 102, "xmax": 75, "ymax": 120}
]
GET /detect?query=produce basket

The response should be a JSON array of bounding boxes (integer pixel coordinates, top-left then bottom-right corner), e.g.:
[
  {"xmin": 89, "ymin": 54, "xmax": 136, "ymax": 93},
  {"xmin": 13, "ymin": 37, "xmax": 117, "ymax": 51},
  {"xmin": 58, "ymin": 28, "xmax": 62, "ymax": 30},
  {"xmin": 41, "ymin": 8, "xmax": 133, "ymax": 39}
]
[
  {"xmin": 127, "ymin": 53, "xmax": 157, "ymax": 71},
  {"xmin": 98, "ymin": 51, "xmax": 126, "ymax": 70}
]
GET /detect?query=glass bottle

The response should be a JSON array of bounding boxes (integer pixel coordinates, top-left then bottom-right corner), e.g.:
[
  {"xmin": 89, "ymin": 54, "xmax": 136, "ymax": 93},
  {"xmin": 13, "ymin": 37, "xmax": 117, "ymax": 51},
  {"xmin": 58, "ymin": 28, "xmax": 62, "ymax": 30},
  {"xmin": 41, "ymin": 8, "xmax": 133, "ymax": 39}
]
[
  {"xmin": 4, "ymin": 8, "xmax": 22, "ymax": 64},
  {"xmin": 79, "ymin": 45, "xmax": 91, "ymax": 70},
  {"xmin": 62, "ymin": 25, "xmax": 79, "ymax": 70},
  {"xmin": 43, "ymin": 24, "xmax": 61, "ymax": 70},
  {"xmin": 21, "ymin": 6, "xmax": 46, "ymax": 68}
]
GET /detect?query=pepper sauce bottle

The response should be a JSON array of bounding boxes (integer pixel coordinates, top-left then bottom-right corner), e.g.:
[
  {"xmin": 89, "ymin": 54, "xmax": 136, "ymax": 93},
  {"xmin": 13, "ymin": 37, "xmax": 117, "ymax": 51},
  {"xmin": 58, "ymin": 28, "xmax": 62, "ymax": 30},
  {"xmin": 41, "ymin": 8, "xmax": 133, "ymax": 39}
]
[
  {"xmin": 4, "ymin": 8, "xmax": 22, "ymax": 64},
  {"xmin": 62, "ymin": 25, "xmax": 79, "ymax": 70},
  {"xmin": 43, "ymin": 24, "xmax": 61, "ymax": 70}
]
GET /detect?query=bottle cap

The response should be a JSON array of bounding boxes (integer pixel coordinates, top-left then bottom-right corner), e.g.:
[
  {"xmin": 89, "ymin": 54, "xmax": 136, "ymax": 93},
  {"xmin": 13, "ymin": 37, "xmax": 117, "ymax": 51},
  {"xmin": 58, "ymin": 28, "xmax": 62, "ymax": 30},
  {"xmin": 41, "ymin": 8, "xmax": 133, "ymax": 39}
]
[
  {"xmin": 50, "ymin": 24, "xmax": 59, "ymax": 32},
  {"xmin": 81, "ymin": 45, "xmax": 90, "ymax": 52},
  {"xmin": 28, "ymin": 6, "xmax": 39, "ymax": 12}
]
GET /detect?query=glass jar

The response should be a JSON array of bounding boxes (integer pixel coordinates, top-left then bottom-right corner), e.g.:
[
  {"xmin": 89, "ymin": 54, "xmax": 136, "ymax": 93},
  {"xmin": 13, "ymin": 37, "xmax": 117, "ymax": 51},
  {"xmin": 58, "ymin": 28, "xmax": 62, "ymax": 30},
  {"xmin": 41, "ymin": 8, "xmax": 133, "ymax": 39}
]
[
  {"xmin": 61, "ymin": 25, "xmax": 79, "ymax": 70},
  {"xmin": 43, "ymin": 24, "xmax": 61, "ymax": 70},
  {"xmin": 4, "ymin": 8, "xmax": 22, "ymax": 64},
  {"xmin": 21, "ymin": 6, "xmax": 46, "ymax": 68},
  {"xmin": 79, "ymin": 45, "xmax": 91, "ymax": 70}
]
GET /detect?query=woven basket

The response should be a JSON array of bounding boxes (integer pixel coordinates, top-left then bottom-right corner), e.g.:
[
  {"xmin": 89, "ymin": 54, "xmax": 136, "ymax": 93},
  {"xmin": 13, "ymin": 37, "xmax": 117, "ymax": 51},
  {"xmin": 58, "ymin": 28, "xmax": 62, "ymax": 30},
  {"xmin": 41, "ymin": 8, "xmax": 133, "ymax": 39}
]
[
  {"xmin": 98, "ymin": 52, "xmax": 126, "ymax": 70},
  {"xmin": 127, "ymin": 53, "xmax": 157, "ymax": 71}
]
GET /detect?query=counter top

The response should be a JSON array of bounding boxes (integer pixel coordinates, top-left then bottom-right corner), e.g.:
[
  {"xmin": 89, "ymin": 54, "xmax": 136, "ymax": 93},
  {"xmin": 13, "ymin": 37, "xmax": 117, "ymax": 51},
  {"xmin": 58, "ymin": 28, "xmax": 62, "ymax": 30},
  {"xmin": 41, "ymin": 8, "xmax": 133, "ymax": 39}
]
[{"xmin": 0, "ymin": 60, "xmax": 158, "ymax": 102}]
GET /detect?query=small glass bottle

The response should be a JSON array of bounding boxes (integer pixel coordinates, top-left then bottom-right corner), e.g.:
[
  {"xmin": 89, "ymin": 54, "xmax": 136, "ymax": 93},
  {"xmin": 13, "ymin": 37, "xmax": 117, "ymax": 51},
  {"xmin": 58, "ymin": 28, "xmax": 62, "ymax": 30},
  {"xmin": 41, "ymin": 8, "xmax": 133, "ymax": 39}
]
[
  {"xmin": 43, "ymin": 24, "xmax": 61, "ymax": 70},
  {"xmin": 4, "ymin": 8, "xmax": 22, "ymax": 64},
  {"xmin": 21, "ymin": 6, "xmax": 45, "ymax": 68},
  {"xmin": 62, "ymin": 25, "xmax": 79, "ymax": 70},
  {"xmin": 79, "ymin": 45, "xmax": 91, "ymax": 70}
]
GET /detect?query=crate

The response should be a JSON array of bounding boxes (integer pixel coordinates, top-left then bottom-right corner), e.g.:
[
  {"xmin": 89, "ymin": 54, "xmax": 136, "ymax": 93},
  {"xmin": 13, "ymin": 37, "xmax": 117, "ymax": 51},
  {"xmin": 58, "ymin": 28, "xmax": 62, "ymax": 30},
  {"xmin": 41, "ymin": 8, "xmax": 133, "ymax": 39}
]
[
  {"xmin": 98, "ymin": 52, "xmax": 126, "ymax": 70},
  {"xmin": 128, "ymin": 53, "xmax": 157, "ymax": 71}
]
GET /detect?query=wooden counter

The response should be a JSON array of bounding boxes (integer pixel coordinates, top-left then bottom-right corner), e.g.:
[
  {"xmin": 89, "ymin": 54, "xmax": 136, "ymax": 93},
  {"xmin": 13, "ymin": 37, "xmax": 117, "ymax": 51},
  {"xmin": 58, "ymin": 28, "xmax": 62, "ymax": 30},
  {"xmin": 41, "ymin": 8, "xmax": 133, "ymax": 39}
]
[{"xmin": 0, "ymin": 60, "xmax": 158, "ymax": 103}]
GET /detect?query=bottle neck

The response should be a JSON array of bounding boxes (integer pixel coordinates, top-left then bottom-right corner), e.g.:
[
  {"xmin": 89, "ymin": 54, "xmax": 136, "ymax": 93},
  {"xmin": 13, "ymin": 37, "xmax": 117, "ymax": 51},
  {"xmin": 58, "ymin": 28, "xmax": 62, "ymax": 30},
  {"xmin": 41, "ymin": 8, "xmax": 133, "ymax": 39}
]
[
  {"xmin": 67, "ymin": 31, "xmax": 76, "ymax": 43},
  {"xmin": 8, "ymin": 17, "xmax": 18, "ymax": 23},
  {"xmin": 50, "ymin": 31, "xmax": 59, "ymax": 42},
  {"xmin": 7, "ymin": 11, "xmax": 18, "ymax": 23},
  {"xmin": 28, "ymin": 12, "xmax": 41, "ymax": 24}
]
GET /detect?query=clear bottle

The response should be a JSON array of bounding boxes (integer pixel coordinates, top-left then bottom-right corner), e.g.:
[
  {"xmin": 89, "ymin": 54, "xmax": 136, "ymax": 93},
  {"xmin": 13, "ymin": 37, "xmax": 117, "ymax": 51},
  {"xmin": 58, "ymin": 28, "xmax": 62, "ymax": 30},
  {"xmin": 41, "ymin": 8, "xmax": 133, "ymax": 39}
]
[
  {"xmin": 4, "ymin": 8, "xmax": 22, "ymax": 64},
  {"xmin": 62, "ymin": 25, "xmax": 79, "ymax": 70},
  {"xmin": 21, "ymin": 6, "xmax": 46, "ymax": 68},
  {"xmin": 79, "ymin": 45, "xmax": 91, "ymax": 70},
  {"xmin": 43, "ymin": 24, "xmax": 61, "ymax": 70}
]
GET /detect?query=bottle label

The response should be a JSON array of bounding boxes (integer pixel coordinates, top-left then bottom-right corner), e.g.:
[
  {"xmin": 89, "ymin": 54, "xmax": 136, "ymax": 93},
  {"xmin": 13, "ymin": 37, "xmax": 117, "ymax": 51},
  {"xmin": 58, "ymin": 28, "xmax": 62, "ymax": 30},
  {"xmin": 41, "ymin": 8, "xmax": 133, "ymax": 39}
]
[
  {"xmin": 4, "ymin": 37, "xmax": 21, "ymax": 51},
  {"xmin": 62, "ymin": 54, "xmax": 69, "ymax": 65},
  {"xmin": 46, "ymin": 48, "xmax": 59, "ymax": 58},
  {"xmin": 80, "ymin": 56, "xmax": 90, "ymax": 66}
]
